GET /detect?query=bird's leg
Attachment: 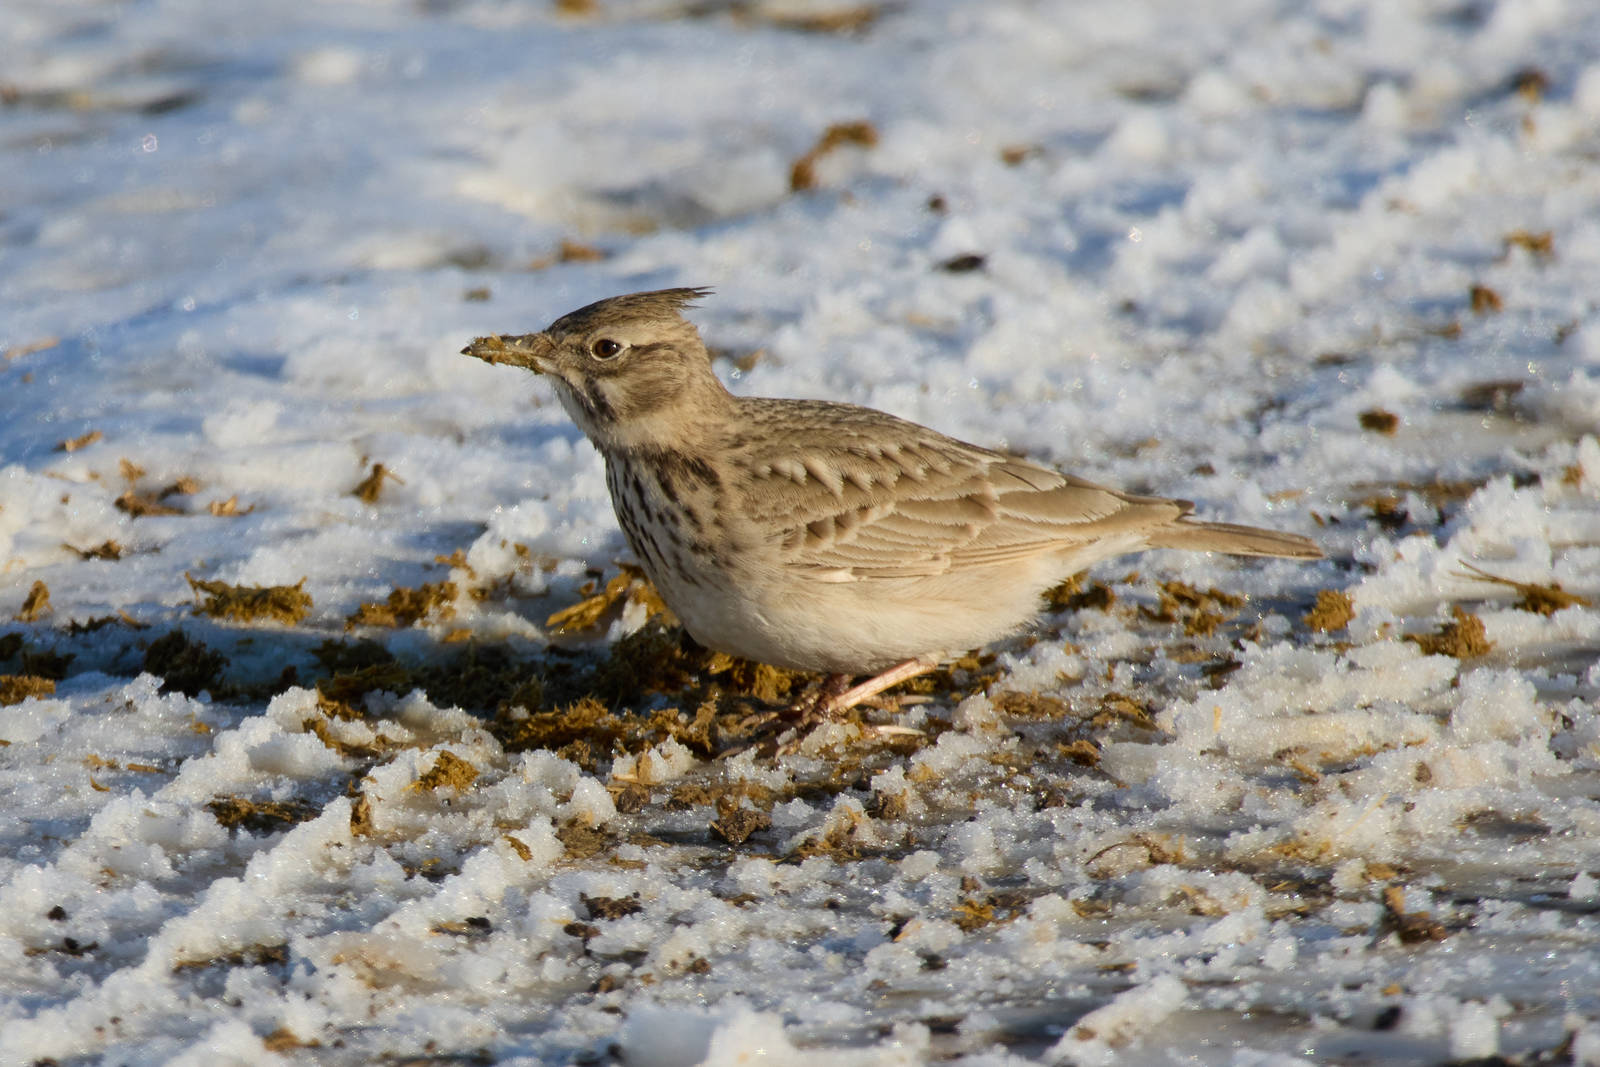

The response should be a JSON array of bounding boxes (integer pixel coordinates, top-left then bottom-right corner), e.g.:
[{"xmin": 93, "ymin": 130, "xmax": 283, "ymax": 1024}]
[
  {"xmin": 818, "ymin": 655, "xmax": 939, "ymax": 716},
  {"xmin": 782, "ymin": 673, "xmax": 853, "ymax": 722}
]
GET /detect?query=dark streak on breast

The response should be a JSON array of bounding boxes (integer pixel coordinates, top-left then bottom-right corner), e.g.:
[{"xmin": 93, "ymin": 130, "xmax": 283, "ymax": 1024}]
[{"xmin": 616, "ymin": 446, "xmax": 723, "ymax": 492}]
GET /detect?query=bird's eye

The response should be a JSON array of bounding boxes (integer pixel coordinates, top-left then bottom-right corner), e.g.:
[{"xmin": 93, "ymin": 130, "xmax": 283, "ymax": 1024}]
[{"xmin": 591, "ymin": 338, "xmax": 624, "ymax": 359}]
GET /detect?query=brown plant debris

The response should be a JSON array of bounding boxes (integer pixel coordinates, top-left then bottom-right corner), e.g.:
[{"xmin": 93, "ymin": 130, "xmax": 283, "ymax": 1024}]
[
  {"xmin": 55, "ymin": 430, "xmax": 103, "ymax": 453},
  {"xmin": 312, "ymin": 638, "xmax": 395, "ymax": 675},
  {"xmin": 1365, "ymin": 861, "xmax": 1402, "ymax": 882},
  {"xmin": 1503, "ymin": 229, "xmax": 1554, "ymax": 259},
  {"xmin": 172, "ymin": 943, "xmax": 288, "ymax": 972},
  {"xmin": 702, "ymin": 653, "xmax": 806, "ymax": 704},
  {"xmin": 1458, "ymin": 379, "xmax": 1524, "ymax": 413},
  {"xmin": 1201, "ymin": 657, "xmax": 1242, "ymax": 687},
  {"xmin": 207, "ymin": 495, "xmax": 253, "ymax": 517},
  {"xmin": 1509, "ymin": 67, "xmax": 1549, "ymax": 103},
  {"xmin": 1058, "ymin": 739, "xmax": 1101, "ymax": 767},
  {"xmin": 1303, "ymin": 589, "xmax": 1355, "ymax": 632},
  {"xmin": 207, "ymin": 796, "xmax": 320, "ymax": 835},
  {"xmin": 346, "ymin": 580, "xmax": 457, "ymax": 629},
  {"xmin": 789, "ymin": 120, "xmax": 879, "ymax": 192},
  {"xmin": 315, "ymin": 690, "xmax": 368, "ymax": 722},
  {"xmin": 16, "ymin": 581, "xmax": 50, "ymax": 623},
  {"xmin": 19, "ymin": 649, "xmax": 72, "ymax": 680},
  {"xmin": 1161, "ymin": 581, "xmax": 1244, "ymax": 612},
  {"xmin": 952, "ymin": 898, "xmax": 998, "ymax": 932},
  {"xmin": 350, "ymin": 794, "xmax": 376, "ymax": 837},
  {"xmin": 0, "ymin": 675, "xmax": 57, "ymax": 706},
  {"xmin": 612, "ymin": 783, "xmax": 650, "ymax": 813},
  {"xmin": 351, "ymin": 463, "xmax": 402, "ymax": 505},
  {"xmin": 432, "ymin": 917, "xmax": 493, "ymax": 939},
  {"xmin": 1362, "ymin": 494, "xmax": 1408, "ymax": 530},
  {"xmin": 317, "ymin": 662, "xmax": 414, "ymax": 705},
  {"xmin": 1141, "ymin": 580, "xmax": 1244, "ymax": 636},
  {"xmin": 668, "ymin": 784, "xmax": 716, "ymax": 810},
  {"xmin": 4, "ymin": 335, "xmax": 59, "ymax": 362},
  {"xmin": 1469, "ymin": 283, "xmax": 1502, "ymax": 314},
  {"xmin": 582, "ymin": 893, "xmax": 644, "ymax": 921},
  {"xmin": 300, "ymin": 717, "xmax": 380, "ymax": 761},
  {"xmin": 991, "ymin": 690, "xmax": 1071, "ymax": 719},
  {"xmin": 496, "ymin": 696, "xmax": 637, "ymax": 767},
  {"xmin": 142, "ymin": 630, "xmax": 229, "ymax": 696},
  {"xmin": 1086, "ymin": 833, "xmax": 1186, "ymax": 876},
  {"xmin": 1460, "ymin": 808, "xmax": 1550, "ymax": 841},
  {"xmin": 1095, "ymin": 693, "xmax": 1156, "ymax": 730},
  {"xmin": 66, "ymin": 540, "xmax": 123, "ymax": 561},
  {"xmin": 412, "ymin": 750, "xmax": 479, "ymax": 793},
  {"xmin": 788, "ymin": 811, "xmax": 874, "ymax": 862},
  {"xmin": 556, "ymin": 823, "xmax": 612, "ymax": 860},
  {"xmin": 115, "ymin": 489, "xmax": 184, "ymax": 518},
  {"xmin": 529, "ymin": 238, "xmax": 608, "ymax": 271},
  {"xmin": 710, "ymin": 346, "xmax": 768, "ymax": 373},
  {"xmin": 546, "ymin": 564, "xmax": 672, "ymax": 633},
  {"xmin": 1454, "ymin": 562, "xmax": 1590, "ymax": 616},
  {"xmin": 1406, "ymin": 606, "xmax": 1492, "ymax": 659},
  {"xmin": 763, "ymin": 4, "xmax": 880, "ymax": 34},
  {"xmin": 186, "ymin": 574, "xmax": 312, "ymax": 626},
  {"xmin": 710, "ymin": 804, "xmax": 771, "ymax": 846},
  {"xmin": 938, "ymin": 253, "xmax": 986, "ymax": 274},
  {"xmin": 262, "ymin": 1028, "xmax": 319, "ymax": 1053},
  {"xmin": 1000, "ymin": 143, "xmax": 1042, "ymax": 166},
  {"xmin": 1358, "ymin": 409, "xmax": 1399, "ymax": 435},
  {"xmin": 1380, "ymin": 886, "xmax": 1450, "ymax": 944},
  {"xmin": 1043, "ymin": 573, "xmax": 1116, "ymax": 613}
]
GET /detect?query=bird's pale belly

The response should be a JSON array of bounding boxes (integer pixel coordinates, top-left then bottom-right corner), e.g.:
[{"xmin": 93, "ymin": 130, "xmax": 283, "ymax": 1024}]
[{"xmin": 628, "ymin": 536, "xmax": 1051, "ymax": 676}]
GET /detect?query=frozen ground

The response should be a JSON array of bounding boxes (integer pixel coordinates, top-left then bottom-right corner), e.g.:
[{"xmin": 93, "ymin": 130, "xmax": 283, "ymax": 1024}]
[{"xmin": 3, "ymin": 0, "xmax": 1600, "ymax": 1063}]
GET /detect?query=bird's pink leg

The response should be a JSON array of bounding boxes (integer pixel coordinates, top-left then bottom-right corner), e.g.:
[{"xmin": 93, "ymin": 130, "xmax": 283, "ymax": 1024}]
[{"xmin": 819, "ymin": 655, "xmax": 939, "ymax": 716}]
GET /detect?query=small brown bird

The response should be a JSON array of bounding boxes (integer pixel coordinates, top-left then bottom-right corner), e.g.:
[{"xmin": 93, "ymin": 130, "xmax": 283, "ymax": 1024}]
[{"xmin": 465, "ymin": 288, "xmax": 1321, "ymax": 712}]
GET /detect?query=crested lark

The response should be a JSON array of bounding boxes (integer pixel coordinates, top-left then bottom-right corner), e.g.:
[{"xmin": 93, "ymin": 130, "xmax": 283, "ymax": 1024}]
[{"xmin": 464, "ymin": 288, "xmax": 1322, "ymax": 713}]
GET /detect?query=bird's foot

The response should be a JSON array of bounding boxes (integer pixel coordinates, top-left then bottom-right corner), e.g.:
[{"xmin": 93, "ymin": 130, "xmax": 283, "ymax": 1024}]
[{"xmin": 720, "ymin": 658, "xmax": 938, "ymax": 758}]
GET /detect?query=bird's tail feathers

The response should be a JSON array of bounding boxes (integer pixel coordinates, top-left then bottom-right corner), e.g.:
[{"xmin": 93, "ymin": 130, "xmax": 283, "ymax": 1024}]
[{"xmin": 1147, "ymin": 519, "xmax": 1323, "ymax": 559}]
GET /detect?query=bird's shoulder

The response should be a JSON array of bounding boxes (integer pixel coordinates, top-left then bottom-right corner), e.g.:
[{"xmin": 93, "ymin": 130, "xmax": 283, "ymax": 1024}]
[{"xmin": 726, "ymin": 396, "xmax": 1037, "ymax": 497}]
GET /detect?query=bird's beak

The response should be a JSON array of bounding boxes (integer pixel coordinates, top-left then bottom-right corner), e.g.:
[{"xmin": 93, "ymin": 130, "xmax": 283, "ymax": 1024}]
[{"xmin": 461, "ymin": 332, "xmax": 555, "ymax": 373}]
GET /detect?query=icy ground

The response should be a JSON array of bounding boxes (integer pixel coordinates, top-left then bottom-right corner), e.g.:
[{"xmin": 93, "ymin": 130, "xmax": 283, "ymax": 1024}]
[{"xmin": 4, "ymin": 0, "xmax": 1600, "ymax": 1063}]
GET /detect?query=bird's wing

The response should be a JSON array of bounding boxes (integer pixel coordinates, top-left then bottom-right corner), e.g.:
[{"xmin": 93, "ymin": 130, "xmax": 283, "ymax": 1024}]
[{"xmin": 730, "ymin": 400, "xmax": 1186, "ymax": 581}]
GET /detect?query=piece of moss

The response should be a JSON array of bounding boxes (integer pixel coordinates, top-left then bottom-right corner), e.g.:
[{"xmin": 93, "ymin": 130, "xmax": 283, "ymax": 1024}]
[
  {"xmin": 412, "ymin": 750, "xmax": 479, "ymax": 793},
  {"xmin": 187, "ymin": 574, "xmax": 311, "ymax": 625},
  {"xmin": 143, "ymin": 631, "xmax": 228, "ymax": 696},
  {"xmin": 15, "ymin": 581, "xmax": 50, "ymax": 623},
  {"xmin": 0, "ymin": 675, "xmax": 56, "ymax": 705},
  {"xmin": 1303, "ymin": 589, "xmax": 1355, "ymax": 632},
  {"xmin": 1407, "ymin": 606, "xmax": 1492, "ymax": 658},
  {"xmin": 346, "ymin": 581, "xmax": 457, "ymax": 629}
]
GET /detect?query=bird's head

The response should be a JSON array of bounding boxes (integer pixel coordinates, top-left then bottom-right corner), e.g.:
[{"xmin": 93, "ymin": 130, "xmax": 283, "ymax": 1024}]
[{"xmin": 463, "ymin": 287, "xmax": 729, "ymax": 451}]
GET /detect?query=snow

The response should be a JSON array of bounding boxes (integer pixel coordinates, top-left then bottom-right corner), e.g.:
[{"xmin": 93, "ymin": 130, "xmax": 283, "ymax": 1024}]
[{"xmin": 4, "ymin": 0, "xmax": 1600, "ymax": 1063}]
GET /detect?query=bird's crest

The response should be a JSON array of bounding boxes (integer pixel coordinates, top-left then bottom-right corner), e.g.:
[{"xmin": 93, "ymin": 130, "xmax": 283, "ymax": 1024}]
[{"xmin": 548, "ymin": 287, "xmax": 712, "ymax": 335}]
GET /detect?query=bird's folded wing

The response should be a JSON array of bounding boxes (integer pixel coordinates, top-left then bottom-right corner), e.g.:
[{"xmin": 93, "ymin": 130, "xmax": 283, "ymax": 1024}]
[{"xmin": 735, "ymin": 420, "xmax": 1185, "ymax": 581}]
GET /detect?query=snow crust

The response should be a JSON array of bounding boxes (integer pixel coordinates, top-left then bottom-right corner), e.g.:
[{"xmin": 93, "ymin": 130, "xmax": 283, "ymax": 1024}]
[{"xmin": 3, "ymin": 0, "xmax": 1599, "ymax": 1063}]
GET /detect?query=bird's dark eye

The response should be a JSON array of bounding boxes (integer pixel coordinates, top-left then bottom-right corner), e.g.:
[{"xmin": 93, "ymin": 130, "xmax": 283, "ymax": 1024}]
[{"xmin": 591, "ymin": 338, "xmax": 624, "ymax": 359}]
